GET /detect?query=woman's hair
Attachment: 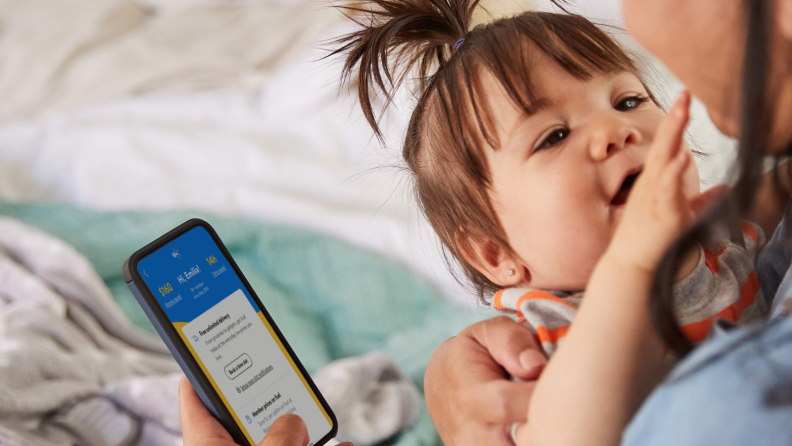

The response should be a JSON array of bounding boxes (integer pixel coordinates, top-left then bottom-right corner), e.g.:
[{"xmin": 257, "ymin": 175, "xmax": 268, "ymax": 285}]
[
  {"xmin": 650, "ymin": 0, "xmax": 779, "ymax": 357},
  {"xmin": 330, "ymin": 0, "xmax": 655, "ymax": 300}
]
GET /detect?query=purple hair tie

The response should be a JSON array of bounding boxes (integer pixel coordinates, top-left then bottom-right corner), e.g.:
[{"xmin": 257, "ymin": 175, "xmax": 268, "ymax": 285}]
[{"xmin": 454, "ymin": 38, "xmax": 465, "ymax": 51}]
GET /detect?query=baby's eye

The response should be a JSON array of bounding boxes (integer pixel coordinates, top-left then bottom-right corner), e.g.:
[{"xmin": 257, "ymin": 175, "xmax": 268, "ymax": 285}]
[
  {"xmin": 535, "ymin": 128, "xmax": 569, "ymax": 152},
  {"xmin": 615, "ymin": 95, "xmax": 649, "ymax": 112}
]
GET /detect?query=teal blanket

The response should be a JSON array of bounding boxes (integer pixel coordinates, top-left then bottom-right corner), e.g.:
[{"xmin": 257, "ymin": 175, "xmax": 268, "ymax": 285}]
[{"xmin": 0, "ymin": 201, "xmax": 493, "ymax": 446}]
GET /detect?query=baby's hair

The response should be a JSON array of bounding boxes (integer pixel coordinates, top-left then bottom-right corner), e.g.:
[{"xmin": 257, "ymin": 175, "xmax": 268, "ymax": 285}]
[{"xmin": 331, "ymin": 0, "xmax": 656, "ymax": 301}]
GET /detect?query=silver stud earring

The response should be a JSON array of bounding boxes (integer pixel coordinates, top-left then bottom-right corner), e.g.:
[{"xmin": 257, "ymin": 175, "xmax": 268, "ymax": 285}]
[{"xmin": 507, "ymin": 269, "xmax": 515, "ymax": 276}]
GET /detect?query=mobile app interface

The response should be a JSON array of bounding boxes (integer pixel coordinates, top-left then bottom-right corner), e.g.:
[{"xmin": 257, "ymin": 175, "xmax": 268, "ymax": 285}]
[{"xmin": 138, "ymin": 226, "xmax": 331, "ymax": 445}]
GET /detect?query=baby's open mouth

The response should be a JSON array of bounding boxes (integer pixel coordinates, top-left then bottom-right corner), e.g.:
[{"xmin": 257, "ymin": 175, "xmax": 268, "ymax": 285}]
[{"xmin": 610, "ymin": 169, "xmax": 642, "ymax": 206}]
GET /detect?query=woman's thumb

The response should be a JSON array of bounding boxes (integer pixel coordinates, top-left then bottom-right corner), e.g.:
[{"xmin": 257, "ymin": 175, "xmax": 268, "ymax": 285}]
[{"xmin": 258, "ymin": 415, "xmax": 309, "ymax": 446}]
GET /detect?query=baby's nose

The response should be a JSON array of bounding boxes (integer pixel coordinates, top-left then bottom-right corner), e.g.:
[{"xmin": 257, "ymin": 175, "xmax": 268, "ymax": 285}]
[{"xmin": 589, "ymin": 121, "xmax": 640, "ymax": 161}]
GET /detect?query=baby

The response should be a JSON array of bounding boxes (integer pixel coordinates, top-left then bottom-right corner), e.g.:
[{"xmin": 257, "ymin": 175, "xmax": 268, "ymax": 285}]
[{"xmin": 332, "ymin": 0, "xmax": 768, "ymax": 358}]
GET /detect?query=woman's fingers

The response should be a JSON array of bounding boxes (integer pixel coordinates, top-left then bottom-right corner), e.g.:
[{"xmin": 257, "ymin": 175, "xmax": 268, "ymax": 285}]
[
  {"xmin": 179, "ymin": 375, "xmax": 236, "ymax": 444},
  {"xmin": 258, "ymin": 414, "xmax": 310, "ymax": 446},
  {"xmin": 470, "ymin": 316, "xmax": 547, "ymax": 380},
  {"xmin": 425, "ymin": 317, "xmax": 542, "ymax": 446}
]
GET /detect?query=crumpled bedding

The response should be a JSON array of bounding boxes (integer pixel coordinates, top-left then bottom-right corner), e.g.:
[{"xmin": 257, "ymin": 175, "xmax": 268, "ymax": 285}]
[
  {"xmin": 0, "ymin": 0, "xmax": 334, "ymax": 121},
  {"xmin": 0, "ymin": 0, "xmax": 477, "ymax": 307},
  {"xmin": 0, "ymin": 201, "xmax": 495, "ymax": 445},
  {"xmin": 0, "ymin": 216, "xmax": 182, "ymax": 446}
]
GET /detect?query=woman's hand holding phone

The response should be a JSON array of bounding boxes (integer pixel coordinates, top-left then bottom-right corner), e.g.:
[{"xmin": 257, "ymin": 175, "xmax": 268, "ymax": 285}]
[{"xmin": 179, "ymin": 377, "xmax": 352, "ymax": 446}]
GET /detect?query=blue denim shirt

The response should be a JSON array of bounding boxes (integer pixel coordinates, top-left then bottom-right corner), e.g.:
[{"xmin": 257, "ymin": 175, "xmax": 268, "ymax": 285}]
[{"xmin": 623, "ymin": 204, "xmax": 792, "ymax": 445}]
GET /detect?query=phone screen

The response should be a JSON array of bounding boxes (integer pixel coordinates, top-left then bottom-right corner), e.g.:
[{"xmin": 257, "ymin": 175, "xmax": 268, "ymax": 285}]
[{"xmin": 136, "ymin": 226, "xmax": 332, "ymax": 445}]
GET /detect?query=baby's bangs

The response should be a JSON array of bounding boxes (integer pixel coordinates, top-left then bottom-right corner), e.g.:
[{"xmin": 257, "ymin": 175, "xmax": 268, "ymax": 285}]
[
  {"xmin": 447, "ymin": 12, "xmax": 640, "ymax": 151},
  {"xmin": 515, "ymin": 13, "xmax": 637, "ymax": 79}
]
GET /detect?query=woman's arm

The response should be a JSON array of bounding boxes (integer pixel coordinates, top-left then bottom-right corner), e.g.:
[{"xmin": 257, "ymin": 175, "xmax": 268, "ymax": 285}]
[{"xmin": 517, "ymin": 92, "xmax": 699, "ymax": 446}]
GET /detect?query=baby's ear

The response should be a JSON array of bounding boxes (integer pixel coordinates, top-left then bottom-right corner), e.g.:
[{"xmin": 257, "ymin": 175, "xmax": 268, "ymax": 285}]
[{"xmin": 455, "ymin": 229, "xmax": 527, "ymax": 287}]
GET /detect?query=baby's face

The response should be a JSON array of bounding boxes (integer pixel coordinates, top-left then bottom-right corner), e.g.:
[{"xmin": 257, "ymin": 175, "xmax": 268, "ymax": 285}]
[{"xmin": 483, "ymin": 56, "xmax": 700, "ymax": 291}]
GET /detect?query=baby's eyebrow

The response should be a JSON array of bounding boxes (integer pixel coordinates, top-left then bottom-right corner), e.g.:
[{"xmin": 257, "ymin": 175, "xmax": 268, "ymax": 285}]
[
  {"xmin": 513, "ymin": 95, "xmax": 558, "ymax": 120},
  {"xmin": 520, "ymin": 95, "xmax": 558, "ymax": 117}
]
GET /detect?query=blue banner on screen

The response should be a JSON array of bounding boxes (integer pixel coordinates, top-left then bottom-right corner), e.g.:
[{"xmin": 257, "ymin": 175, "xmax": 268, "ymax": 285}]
[{"xmin": 137, "ymin": 226, "xmax": 331, "ymax": 445}]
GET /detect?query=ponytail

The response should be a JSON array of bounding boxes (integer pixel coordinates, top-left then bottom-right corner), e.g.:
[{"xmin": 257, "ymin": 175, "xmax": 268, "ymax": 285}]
[{"xmin": 328, "ymin": 0, "xmax": 480, "ymax": 141}]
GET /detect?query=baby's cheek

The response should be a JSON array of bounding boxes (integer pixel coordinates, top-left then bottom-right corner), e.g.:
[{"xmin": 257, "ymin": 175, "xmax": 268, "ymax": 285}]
[{"xmin": 520, "ymin": 214, "xmax": 611, "ymax": 290}]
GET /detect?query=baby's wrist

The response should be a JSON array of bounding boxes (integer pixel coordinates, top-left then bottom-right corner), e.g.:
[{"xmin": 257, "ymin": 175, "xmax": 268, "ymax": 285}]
[{"xmin": 599, "ymin": 247, "xmax": 658, "ymax": 279}]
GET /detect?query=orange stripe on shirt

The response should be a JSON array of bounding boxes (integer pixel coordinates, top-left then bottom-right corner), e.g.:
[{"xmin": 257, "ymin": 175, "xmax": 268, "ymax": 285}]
[
  {"xmin": 535, "ymin": 325, "xmax": 570, "ymax": 346},
  {"xmin": 493, "ymin": 289, "xmax": 526, "ymax": 318},
  {"xmin": 704, "ymin": 245, "xmax": 726, "ymax": 274},
  {"xmin": 493, "ymin": 290, "xmax": 505, "ymax": 311},
  {"xmin": 680, "ymin": 270, "xmax": 760, "ymax": 343},
  {"xmin": 492, "ymin": 290, "xmax": 525, "ymax": 318}
]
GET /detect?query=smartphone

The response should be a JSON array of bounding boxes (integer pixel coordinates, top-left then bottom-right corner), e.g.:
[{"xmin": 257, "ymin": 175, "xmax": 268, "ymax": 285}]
[{"xmin": 123, "ymin": 219, "xmax": 337, "ymax": 446}]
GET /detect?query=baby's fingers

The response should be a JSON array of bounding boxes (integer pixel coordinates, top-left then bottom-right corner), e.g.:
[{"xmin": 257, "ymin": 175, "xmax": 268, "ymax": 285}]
[
  {"xmin": 662, "ymin": 149, "xmax": 691, "ymax": 189},
  {"xmin": 660, "ymin": 149, "xmax": 694, "ymax": 221},
  {"xmin": 646, "ymin": 91, "xmax": 691, "ymax": 170}
]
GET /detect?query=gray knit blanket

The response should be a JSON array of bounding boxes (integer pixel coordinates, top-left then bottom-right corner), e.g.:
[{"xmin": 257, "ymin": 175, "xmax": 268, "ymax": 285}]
[{"xmin": 0, "ymin": 217, "xmax": 182, "ymax": 446}]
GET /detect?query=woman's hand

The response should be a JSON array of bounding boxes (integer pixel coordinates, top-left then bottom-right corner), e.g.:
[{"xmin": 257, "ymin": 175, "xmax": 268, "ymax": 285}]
[
  {"xmin": 424, "ymin": 316, "xmax": 547, "ymax": 446},
  {"xmin": 179, "ymin": 375, "xmax": 351, "ymax": 446}
]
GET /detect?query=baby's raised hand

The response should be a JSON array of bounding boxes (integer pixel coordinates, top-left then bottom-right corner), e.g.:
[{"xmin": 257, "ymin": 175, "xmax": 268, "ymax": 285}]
[{"xmin": 606, "ymin": 91, "xmax": 702, "ymax": 275}]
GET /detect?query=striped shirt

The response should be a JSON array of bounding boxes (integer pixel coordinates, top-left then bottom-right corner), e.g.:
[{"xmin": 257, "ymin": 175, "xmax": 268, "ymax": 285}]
[{"xmin": 494, "ymin": 222, "xmax": 769, "ymax": 357}]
